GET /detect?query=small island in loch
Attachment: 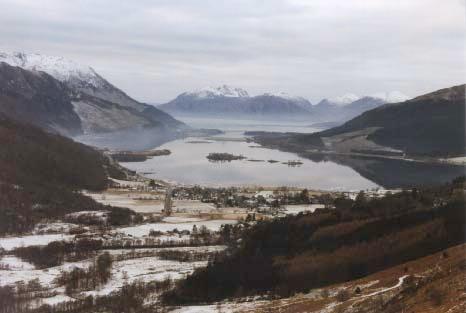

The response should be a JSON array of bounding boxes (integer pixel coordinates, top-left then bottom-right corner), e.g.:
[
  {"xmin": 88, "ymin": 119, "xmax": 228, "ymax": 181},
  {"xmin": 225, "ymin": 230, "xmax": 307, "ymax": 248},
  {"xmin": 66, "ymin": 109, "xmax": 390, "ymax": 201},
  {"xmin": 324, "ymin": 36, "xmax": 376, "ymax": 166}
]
[
  {"xmin": 206, "ymin": 152, "xmax": 246, "ymax": 162},
  {"xmin": 110, "ymin": 149, "xmax": 171, "ymax": 162}
]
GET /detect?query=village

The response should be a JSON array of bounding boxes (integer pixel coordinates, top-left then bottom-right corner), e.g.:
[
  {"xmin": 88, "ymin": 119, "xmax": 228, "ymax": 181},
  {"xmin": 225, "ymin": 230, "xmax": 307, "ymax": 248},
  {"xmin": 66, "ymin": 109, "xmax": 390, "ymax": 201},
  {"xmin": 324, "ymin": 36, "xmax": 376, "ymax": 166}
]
[{"xmin": 87, "ymin": 177, "xmax": 404, "ymax": 221}]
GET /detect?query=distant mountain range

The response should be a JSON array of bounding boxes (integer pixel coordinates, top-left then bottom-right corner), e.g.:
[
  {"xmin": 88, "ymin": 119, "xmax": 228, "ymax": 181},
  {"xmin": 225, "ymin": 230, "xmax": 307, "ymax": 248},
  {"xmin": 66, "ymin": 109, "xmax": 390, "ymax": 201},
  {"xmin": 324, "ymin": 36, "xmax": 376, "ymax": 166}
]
[
  {"xmin": 312, "ymin": 91, "xmax": 410, "ymax": 122},
  {"xmin": 0, "ymin": 52, "xmax": 185, "ymax": 136},
  {"xmin": 158, "ymin": 85, "xmax": 312, "ymax": 119},
  {"xmin": 251, "ymin": 84, "xmax": 465, "ymax": 157},
  {"xmin": 158, "ymin": 85, "xmax": 410, "ymax": 122}
]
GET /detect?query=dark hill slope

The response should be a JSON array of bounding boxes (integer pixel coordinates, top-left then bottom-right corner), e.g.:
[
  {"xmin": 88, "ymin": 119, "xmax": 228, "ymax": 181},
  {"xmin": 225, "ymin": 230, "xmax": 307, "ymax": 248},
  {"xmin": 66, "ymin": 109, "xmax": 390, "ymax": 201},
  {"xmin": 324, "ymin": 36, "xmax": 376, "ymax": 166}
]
[
  {"xmin": 0, "ymin": 62, "xmax": 82, "ymax": 136},
  {"xmin": 0, "ymin": 114, "xmax": 127, "ymax": 234},
  {"xmin": 320, "ymin": 84, "xmax": 465, "ymax": 156}
]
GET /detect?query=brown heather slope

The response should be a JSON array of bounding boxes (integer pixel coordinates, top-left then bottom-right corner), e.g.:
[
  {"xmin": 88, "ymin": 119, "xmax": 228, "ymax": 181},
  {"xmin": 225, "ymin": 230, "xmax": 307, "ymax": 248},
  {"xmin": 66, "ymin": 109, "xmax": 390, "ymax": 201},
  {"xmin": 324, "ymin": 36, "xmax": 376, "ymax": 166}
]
[{"xmin": 248, "ymin": 244, "xmax": 466, "ymax": 313}]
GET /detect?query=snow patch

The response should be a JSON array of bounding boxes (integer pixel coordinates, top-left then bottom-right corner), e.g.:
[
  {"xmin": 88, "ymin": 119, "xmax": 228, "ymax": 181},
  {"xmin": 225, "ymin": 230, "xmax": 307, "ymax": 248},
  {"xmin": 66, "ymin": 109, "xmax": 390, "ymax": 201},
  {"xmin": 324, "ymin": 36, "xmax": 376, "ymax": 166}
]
[
  {"xmin": 187, "ymin": 85, "xmax": 249, "ymax": 98},
  {"xmin": 116, "ymin": 220, "xmax": 237, "ymax": 237},
  {"xmin": 329, "ymin": 93, "xmax": 361, "ymax": 106},
  {"xmin": 0, "ymin": 51, "xmax": 102, "ymax": 88},
  {"xmin": 0, "ymin": 256, "xmax": 35, "ymax": 270},
  {"xmin": 371, "ymin": 91, "xmax": 410, "ymax": 103},
  {"xmin": 0, "ymin": 234, "xmax": 73, "ymax": 251},
  {"xmin": 283, "ymin": 204, "xmax": 324, "ymax": 215}
]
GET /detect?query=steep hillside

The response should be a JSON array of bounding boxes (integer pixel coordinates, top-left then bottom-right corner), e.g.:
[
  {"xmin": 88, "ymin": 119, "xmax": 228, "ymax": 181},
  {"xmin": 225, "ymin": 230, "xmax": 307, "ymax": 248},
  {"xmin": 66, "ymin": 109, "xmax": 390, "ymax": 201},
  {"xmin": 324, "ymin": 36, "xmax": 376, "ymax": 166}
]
[
  {"xmin": 0, "ymin": 52, "xmax": 185, "ymax": 135},
  {"xmin": 244, "ymin": 243, "xmax": 466, "ymax": 313},
  {"xmin": 0, "ymin": 62, "xmax": 82, "ymax": 136},
  {"xmin": 252, "ymin": 85, "xmax": 465, "ymax": 157},
  {"xmin": 0, "ymin": 113, "xmax": 127, "ymax": 234},
  {"xmin": 321, "ymin": 84, "xmax": 465, "ymax": 156}
]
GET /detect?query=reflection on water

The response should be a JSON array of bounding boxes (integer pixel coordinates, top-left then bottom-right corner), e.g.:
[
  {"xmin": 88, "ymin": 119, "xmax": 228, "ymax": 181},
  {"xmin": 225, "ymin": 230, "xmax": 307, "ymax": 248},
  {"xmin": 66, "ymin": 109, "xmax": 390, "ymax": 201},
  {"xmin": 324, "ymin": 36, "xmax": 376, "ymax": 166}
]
[
  {"xmin": 74, "ymin": 128, "xmax": 179, "ymax": 151},
  {"xmin": 326, "ymin": 155, "xmax": 465, "ymax": 189},
  {"xmin": 121, "ymin": 134, "xmax": 379, "ymax": 190},
  {"xmin": 177, "ymin": 116, "xmax": 321, "ymax": 133},
  {"xmin": 77, "ymin": 117, "xmax": 464, "ymax": 190}
]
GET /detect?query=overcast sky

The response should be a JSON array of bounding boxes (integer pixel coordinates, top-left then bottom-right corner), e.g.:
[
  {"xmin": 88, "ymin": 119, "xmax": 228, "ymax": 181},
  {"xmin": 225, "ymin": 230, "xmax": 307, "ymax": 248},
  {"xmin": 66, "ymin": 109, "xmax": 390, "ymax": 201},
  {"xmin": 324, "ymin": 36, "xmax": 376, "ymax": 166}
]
[{"xmin": 0, "ymin": 0, "xmax": 464, "ymax": 103}]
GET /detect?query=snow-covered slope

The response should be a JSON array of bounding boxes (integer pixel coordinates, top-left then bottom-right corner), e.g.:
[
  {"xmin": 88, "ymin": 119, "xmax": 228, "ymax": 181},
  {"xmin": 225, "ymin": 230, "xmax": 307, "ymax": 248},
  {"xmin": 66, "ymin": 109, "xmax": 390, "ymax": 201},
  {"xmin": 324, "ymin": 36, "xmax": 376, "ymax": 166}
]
[
  {"xmin": 262, "ymin": 91, "xmax": 304, "ymax": 101},
  {"xmin": 371, "ymin": 91, "xmax": 410, "ymax": 103},
  {"xmin": 323, "ymin": 91, "xmax": 410, "ymax": 107},
  {"xmin": 328, "ymin": 93, "xmax": 361, "ymax": 106},
  {"xmin": 186, "ymin": 85, "xmax": 249, "ymax": 98},
  {"xmin": 313, "ymin": 91, "xmax": 411, "ymax": 123},
  {"xmin": 0, "ymin": 51, "xmax": 148, "ymax": 111},
  {"xmin": 0, "ymin": 52, "xmax": 102, "ymax": 88}
]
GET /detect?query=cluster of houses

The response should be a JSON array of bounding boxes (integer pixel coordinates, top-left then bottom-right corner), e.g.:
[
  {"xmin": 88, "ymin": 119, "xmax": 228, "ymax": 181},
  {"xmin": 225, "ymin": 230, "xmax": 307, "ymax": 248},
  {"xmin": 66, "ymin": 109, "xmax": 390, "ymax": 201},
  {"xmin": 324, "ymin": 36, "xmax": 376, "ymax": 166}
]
[
  {"xmin": 342, "ymin": 188, "xmax": 403, "ymax": 200},
  {"xmin": 109, "ymin": 177, "xmax": 404, "ymax": 217}
]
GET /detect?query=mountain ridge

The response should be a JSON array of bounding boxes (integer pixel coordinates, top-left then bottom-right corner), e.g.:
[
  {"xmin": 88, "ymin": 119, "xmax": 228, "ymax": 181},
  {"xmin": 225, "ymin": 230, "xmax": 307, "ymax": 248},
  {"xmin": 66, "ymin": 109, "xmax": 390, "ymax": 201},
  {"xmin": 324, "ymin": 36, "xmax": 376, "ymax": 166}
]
[
  {"xmin": 159, "ymin": 85, "xmax": 409, "ymax": 122},
  {"xmin": 0, "ymin": 52, "xmax": 185, "ymax": 136},
  {"xmin": 158, "ymin": 86, "xmax": 313, "ymax": 118}
]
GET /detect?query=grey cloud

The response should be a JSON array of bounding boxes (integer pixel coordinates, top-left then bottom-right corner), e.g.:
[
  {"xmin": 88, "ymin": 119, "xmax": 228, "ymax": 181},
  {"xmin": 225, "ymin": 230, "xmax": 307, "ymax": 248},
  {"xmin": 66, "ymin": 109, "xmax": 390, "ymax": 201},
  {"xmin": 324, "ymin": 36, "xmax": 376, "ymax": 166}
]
[{"xmin": 0, "ymin": 0, "xmax": 464, "ymax": 103}]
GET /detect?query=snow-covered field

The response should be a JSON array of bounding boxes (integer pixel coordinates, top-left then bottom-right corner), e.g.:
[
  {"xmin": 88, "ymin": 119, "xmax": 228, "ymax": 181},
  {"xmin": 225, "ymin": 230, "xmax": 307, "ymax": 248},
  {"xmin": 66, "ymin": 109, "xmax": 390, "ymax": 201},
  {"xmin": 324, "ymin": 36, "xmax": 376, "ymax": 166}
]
[
  {"xmin": 34, "ymin": 222, "xmax": 82, "ymax": 234},
  {"xmin": 0, "ymin": 257, "xmax": 92, "ymax": 287},
  {"xmin": 0, "ymin": 233, "xmax": 74, "ymax": 251},
  {"xmin": 85, "ymin": 191, "xmax": 164, "ymax": 213},
  {"xmin": 0, "ymin": 204, "xmax": 232, "ymax": 309},
  {"xmin": 441, "ymin": 156, "xmax": 466, "ymax": 165},
  {"xmin": 163, "ymin": 216, "xmax": 206, "ymax": 223},
  {"xmin": 283, "ymin": 204, "xmax": 324, "ymax": 215},
  {"xmin": 84, "ymin": 256, "xmax": 207, "ymax": 297},
  {"xmin": 171, "ymin": 200, "xmax": 217, "ymax": 213},
  {"xmin": 1, "ymin": 245, "xmax": 226, "ymax": 308},
  {"xmin": 0, "ymin": 256, "xmax": 35, "ymax": 270},
  {"xmin": 86, "ymin": 191, "xmax": 218, "ymax": 214},
  {"xmin": 116, "ymin": 219, "xmax": 237, "ymax": 237}
]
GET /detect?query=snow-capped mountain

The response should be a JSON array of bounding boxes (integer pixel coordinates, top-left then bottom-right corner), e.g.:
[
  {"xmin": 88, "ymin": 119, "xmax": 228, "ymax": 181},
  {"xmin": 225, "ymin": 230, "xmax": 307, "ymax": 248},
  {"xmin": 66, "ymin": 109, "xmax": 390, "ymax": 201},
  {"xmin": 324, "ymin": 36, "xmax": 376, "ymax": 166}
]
[
  {"xmin": 0, "ymin": 52, "xmax": 185, "ymax": 135},
  {"xmin": 0, "ymin": 52, "xmax": 101, "ymax": 87},
  {"xmin": 328, "ymin": 93, "xmax": 361, "ymax": 106},
  {"xmin": 312, "ymin": 91, "xmax": 410, "ymax": 123},
  {"xmin": 187, "ymin": 85, "xmax": 249, "ymax": 98},
  {"xmin": 0, "ymin": 51, "xmax": 148, "ymax": 112},
  {"xmin": 159, "ymin": 86, "xmax": 312, "ymax": 119},
  {"xmin": 322, "ymin": 91, "xmax": 410, "ymax": 107},
  {"xmin": 371, "ymin": 91, "xmax": 410, "ymax": 103}
]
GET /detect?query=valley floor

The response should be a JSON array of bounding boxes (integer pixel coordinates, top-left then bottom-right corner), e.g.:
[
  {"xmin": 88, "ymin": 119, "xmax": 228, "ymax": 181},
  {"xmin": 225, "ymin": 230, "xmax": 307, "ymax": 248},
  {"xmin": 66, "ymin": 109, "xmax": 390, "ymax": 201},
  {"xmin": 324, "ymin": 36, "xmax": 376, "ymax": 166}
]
[{"xmin": 1, "ymin": 176, "xmax": 463, "ymax": 313}]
